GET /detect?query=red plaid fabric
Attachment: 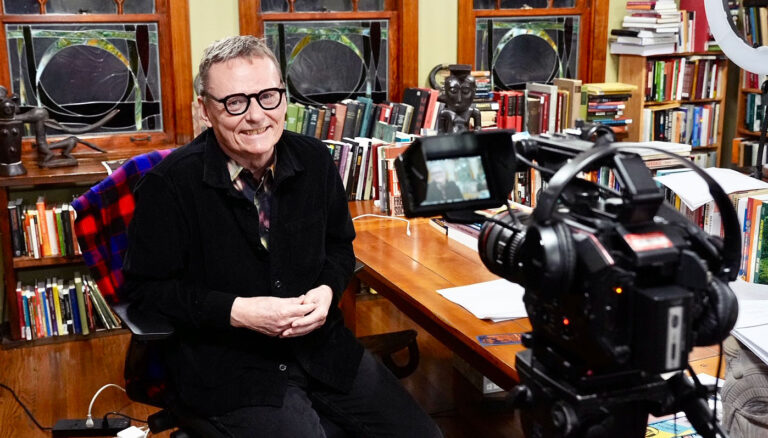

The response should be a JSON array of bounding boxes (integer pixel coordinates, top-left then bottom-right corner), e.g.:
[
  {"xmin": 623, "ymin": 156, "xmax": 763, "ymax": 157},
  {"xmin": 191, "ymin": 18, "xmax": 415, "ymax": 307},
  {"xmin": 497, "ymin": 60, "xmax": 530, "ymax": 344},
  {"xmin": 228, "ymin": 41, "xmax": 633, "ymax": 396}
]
[{"xmin": 72, "ymin": 150, "xmax": 173, "ymax": 302}]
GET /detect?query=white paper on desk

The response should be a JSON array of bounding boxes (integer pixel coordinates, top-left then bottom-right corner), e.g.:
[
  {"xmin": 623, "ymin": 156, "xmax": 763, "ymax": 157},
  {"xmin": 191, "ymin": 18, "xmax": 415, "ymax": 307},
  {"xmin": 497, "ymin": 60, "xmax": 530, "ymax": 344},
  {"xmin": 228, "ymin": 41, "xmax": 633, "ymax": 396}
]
[
  {"xmin": 729, "ymin": 279, "xmax": 768, "ymax": 366},
  {"xmin": 437, "ymin": 279, "xmax": 527, "ymax": 322},
  {"xmin": 732, "ymin": 326, "xmax": 768, "ymax": 366},
  {"xmin": 654, "ymin": 168, "xmax": 768, "ymax": 210}
]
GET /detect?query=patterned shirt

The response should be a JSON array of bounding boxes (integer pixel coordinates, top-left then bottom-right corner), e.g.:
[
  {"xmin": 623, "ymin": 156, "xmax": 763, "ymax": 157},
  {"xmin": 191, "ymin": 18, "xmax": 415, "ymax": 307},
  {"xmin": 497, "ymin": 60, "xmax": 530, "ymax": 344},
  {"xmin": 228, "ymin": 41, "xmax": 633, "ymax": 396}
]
[{"xmin": 227, "ymin": 158, "xmax": 275, "ymax": 250}]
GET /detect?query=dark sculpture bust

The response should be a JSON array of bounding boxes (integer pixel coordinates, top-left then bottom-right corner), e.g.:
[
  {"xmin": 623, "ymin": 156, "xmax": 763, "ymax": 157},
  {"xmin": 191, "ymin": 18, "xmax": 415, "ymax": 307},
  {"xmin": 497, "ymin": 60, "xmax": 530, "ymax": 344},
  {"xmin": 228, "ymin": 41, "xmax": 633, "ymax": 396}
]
[
  {"xmin": 0, "ymin": 85, "xmax": 116, "ymax": 176},
  {"xmin": 437, "ymin": 64, "xmax": 482, "ymax": 134}
]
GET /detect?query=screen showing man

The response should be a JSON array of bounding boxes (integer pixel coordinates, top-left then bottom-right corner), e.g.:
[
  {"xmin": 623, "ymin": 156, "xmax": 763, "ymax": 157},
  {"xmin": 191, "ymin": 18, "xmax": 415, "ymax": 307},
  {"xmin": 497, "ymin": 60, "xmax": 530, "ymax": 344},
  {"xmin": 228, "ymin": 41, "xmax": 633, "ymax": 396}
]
[{"xmin": 423, "ymin": 156, "xmax": 490, "ymax": 205}]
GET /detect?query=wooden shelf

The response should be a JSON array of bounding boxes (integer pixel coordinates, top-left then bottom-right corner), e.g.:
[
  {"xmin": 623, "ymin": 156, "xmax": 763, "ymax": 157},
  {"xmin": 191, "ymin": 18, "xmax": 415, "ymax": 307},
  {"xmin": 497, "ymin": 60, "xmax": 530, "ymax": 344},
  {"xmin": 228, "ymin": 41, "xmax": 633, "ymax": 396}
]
[
  {"xmin": 0, "ymin": 146, "xmax": 159, "ymax": 188},
  {"xmin": 12, "ymin": 254, "xmax": 83, "ymax": 269},
  {"xmin": 1, "ymin": 327, "xmax": 128, "ymax": 350},
  {"xmin": 644, "ymin": 98, "xmax": 722, "ymax": 106}
]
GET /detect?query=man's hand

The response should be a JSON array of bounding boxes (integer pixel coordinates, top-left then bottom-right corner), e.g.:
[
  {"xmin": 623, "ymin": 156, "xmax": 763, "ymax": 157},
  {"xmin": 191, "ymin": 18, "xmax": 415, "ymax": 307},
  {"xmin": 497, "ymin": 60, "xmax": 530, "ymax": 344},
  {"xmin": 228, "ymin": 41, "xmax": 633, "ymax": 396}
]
[
  {"xmin": 230, "ymin": 296, "xmax": 315, "ymax": 337},
  {"xmin": 280, "ymin": 285, "xmax": 334, "ymax": 338}
]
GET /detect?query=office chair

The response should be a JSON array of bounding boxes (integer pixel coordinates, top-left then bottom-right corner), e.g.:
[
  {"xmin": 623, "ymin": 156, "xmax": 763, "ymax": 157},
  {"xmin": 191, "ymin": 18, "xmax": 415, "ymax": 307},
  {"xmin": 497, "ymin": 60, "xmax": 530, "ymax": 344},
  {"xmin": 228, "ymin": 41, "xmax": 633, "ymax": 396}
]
[{"xmin": 72, "ymin": 151, "xmax": 420, "ymax": 437}]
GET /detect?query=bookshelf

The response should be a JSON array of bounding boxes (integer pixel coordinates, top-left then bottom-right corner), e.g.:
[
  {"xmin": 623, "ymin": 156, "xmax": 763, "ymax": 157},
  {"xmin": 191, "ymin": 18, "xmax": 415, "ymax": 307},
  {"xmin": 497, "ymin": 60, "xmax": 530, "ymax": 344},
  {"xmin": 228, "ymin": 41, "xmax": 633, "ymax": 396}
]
[
  {"xmin": 734, "ymin": 70, "xmax": 767, "ymax": 166},
  {"xmin": 0, "ymin": 149, "xmax": 158, "ymax": 347},
  {"xmin": 618, "ymin": 53, "xmax": 729, "ymax": 167}
]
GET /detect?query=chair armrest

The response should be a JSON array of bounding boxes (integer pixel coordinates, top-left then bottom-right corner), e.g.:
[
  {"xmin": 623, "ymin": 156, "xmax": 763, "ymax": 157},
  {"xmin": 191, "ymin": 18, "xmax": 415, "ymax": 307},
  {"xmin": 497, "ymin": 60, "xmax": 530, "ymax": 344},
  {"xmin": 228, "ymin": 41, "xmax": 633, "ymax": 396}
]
[{"xmin": 113, "ymin": 302, "xmax": 175, "ymax": 341}]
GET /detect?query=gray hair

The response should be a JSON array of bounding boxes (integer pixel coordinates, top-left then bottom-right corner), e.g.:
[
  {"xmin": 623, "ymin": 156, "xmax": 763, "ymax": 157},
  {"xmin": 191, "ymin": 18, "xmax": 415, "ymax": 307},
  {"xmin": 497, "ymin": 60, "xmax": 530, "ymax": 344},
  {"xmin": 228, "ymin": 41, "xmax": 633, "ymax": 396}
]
[{"xmin": 198, "ymin": 36, "xmax": 283, "ymax": 95}]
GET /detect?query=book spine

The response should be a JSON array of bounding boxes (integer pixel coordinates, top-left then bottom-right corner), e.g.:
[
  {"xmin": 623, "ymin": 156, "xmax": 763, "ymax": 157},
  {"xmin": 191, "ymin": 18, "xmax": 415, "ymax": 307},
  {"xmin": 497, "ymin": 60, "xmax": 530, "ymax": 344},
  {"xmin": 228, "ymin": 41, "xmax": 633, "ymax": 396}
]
[{"xmin": 74, "ymin": 274, "xmax": 89, "ymax": 335}]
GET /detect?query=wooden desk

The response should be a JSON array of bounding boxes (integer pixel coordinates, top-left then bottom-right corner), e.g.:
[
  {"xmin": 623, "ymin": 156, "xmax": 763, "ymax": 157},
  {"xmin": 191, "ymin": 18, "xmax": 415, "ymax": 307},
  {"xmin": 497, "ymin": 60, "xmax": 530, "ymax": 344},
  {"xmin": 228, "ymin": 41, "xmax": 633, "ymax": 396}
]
[
  {"xmin": 350, "ymin": 202, "xmax": 528, "ymax": 389},
  {"xmin": 348, "ymin": 202, "xmax": 723, "ymax": 389}
]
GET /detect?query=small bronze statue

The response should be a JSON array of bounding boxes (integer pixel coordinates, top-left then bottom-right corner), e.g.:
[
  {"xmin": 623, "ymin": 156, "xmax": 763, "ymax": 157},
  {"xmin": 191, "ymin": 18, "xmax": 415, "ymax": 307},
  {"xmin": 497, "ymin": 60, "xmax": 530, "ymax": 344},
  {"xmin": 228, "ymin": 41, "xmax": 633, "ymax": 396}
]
[
  {"xmin": 0, "ymin": 85, "xmax": 118, "ymax": 176},
  {"xmin": 437, "ymin": 64, "xmax": 482, "ymax": 134}
]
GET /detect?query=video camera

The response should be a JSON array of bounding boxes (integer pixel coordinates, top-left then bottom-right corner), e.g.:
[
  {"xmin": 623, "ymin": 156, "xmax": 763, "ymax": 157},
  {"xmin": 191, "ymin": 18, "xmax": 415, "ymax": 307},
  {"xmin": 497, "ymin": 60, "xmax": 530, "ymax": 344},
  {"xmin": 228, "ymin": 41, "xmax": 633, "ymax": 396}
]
[{"xmin": 395, "ymin": 128, "xmax": 739, "ymax": 438}]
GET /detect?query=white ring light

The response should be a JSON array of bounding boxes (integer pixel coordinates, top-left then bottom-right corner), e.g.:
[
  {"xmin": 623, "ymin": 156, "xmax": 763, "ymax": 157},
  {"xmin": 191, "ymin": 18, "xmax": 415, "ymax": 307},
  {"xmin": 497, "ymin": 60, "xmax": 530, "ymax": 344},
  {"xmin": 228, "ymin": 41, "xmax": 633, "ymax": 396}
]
[{"xmin": 705, "ymin": 0, "xmax": 768, "ymax": 74}]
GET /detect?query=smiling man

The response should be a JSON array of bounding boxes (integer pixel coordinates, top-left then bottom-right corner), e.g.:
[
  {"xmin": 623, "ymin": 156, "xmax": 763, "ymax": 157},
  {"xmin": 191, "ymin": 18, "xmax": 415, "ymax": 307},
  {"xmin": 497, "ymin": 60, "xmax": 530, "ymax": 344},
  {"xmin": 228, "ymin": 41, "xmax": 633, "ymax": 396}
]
[{"xmin": 123, "ymin": 36, "xmax": 441, "ymax": 437}]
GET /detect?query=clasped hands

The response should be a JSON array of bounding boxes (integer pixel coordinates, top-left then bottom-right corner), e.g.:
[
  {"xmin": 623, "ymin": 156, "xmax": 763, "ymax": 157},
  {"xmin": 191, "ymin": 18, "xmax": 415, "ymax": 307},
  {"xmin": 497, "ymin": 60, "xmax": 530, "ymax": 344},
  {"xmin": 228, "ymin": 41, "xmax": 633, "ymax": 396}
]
[{"xmin": 230, "ymin": 285, "xmax": 333, "ymax": 338}]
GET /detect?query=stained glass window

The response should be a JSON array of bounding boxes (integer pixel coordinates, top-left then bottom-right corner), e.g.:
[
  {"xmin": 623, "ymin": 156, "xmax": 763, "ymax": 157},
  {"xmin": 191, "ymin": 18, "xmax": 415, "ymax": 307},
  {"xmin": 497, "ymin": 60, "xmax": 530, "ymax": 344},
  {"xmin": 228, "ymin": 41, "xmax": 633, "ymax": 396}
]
[
  {"xmin": 3, "ymin": 0, "xmax": 156, "ymax": 14},
  {"xmin": 3, "ymin": 1, "xmax": 40, "ymax": 14},
  {"xmin": 6, "ymin": 23, "xmax": 163, "ymax": 136},
  {"xmin": 475, "ymin": 16, "xmax": 579, "ymax": 89},
  {"xmin": 264, "ymin": 20, "xmax": 388, "ymax": 104}
]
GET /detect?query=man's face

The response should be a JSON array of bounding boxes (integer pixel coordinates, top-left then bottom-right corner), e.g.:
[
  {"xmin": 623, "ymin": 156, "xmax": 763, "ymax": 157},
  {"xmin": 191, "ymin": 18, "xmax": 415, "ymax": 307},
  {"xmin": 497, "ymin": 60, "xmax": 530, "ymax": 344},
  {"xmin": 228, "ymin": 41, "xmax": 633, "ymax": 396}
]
[
  {"xmin": 431, "ymin": 168, "xmax": 447, "ymax": 185},
  {"xmin": 199, "ymin": 56, "xmax": 286, "ymax": 170}
]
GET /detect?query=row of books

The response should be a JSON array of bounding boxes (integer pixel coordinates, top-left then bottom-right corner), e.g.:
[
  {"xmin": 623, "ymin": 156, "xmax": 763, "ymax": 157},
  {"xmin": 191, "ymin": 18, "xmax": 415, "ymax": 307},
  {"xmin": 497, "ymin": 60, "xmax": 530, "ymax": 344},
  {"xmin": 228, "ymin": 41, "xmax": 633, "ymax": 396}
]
[
  {"xmin": 644, "ymin": 56, "xmax": 726, "ymax": 103},
  {"xmin": 8, "ymin": 197, "xmax": 81, "ymax": 259},
  {"xmin": 743, "ymin": 71, "xmax": 767, "ymax": 90},
  {"xmin": 640, "ymin": 102, "xmax": 721, "ymax": 148},
  {"xmin": 324, "ymin": 137, "xmax": 410, "ymax": 214},
  {"xmin": 733, "ymin": 188, "xmax": 768, "ymax": 284},
  {"xmin": 731, "ymin": 137, "xmax": 768, "ymax": 167},
  {"xmin": 741, "ymin": 6, "xmax": 768, "ymax": 49},
  {"xmin": 14, "ymin": 273, "xmax": 120, "ymax": 342},
  {"xmin": 744, "ymin": 92, "xmax": 766, "ymax": 133},
  {"xmin": 285, "ymin": 88, "xmax": 444, "ymax": 142}
]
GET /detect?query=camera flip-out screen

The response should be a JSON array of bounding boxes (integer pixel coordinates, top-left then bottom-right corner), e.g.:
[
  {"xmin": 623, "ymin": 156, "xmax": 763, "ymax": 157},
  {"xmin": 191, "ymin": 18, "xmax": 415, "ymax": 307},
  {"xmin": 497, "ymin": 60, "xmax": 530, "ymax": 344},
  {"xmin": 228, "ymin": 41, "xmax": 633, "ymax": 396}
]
[{"xmin": 395, "ymin": 130, "xmax": 517, "ymax": 217}]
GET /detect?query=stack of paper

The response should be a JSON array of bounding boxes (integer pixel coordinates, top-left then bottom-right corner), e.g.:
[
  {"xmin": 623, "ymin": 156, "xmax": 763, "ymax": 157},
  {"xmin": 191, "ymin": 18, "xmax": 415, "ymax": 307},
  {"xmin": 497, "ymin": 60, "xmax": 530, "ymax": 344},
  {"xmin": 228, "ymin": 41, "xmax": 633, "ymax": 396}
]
[
  {"xmin": 436, "ymin": 279, "xmax": 527, "ymax": 323},
  {"xmin": 654, "ymin": 168, "xmax": 768, "ymax": 210},
  {"xmin": 730, "ymin": 279, "xmax": 768, "ymax": 366}
]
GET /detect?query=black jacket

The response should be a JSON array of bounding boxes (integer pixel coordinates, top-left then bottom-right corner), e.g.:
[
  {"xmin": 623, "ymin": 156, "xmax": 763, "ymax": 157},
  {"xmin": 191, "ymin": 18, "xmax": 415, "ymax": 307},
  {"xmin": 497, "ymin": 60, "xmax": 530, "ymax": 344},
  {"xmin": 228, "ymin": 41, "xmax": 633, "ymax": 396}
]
[{"xmin": 123, "ymin": 129, "xmax": 362, "ymax": 416}]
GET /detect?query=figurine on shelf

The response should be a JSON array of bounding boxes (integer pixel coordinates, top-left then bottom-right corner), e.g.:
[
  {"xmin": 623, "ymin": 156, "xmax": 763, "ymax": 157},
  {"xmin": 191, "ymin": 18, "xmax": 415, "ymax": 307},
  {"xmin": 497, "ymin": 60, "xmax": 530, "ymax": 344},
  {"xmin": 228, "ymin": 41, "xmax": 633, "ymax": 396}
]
[
  {"xmin": 0, "ymin": 85, "xmax": 118, "ymax": 174},
  {"xmin": 437, "ymin": 64, "xmax": 482, "ymax": 134},
  {"xmin": 0, "ymin": 87, "xmax": 26, "ymax": 176}
]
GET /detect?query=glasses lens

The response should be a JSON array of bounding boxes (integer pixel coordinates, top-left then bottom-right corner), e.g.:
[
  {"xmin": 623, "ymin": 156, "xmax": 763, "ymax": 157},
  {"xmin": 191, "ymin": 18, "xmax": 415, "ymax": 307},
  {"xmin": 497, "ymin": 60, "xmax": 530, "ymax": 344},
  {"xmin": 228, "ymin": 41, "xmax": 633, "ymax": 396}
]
[
  {"xmin": 259, "ymin": 89, "xmax": 282, "ymax": 109},
  {"xmin": 225, "ymin": 94, "xmax": 249, "ymax": 114}
]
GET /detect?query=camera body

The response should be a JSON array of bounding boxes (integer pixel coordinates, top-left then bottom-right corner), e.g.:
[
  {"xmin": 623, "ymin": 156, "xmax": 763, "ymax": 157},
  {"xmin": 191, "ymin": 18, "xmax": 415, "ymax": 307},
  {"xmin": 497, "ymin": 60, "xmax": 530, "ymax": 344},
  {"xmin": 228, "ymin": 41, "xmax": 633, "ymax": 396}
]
[{"xmin": 396, "ymin": 129, "xmax": 739, "ymax": 382}]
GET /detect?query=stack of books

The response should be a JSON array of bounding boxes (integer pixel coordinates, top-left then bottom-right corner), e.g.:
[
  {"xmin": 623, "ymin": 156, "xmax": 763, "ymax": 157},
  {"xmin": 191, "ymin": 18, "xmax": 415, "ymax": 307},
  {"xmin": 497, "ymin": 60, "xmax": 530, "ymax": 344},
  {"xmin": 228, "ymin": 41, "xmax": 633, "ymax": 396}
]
[
  {"xmin": 580, "ymin": 82, "xmax": 637, "ymax": 135},
  {"xmin": 610, "ymin": 0, "xmax": 681, "ymax": 56}
]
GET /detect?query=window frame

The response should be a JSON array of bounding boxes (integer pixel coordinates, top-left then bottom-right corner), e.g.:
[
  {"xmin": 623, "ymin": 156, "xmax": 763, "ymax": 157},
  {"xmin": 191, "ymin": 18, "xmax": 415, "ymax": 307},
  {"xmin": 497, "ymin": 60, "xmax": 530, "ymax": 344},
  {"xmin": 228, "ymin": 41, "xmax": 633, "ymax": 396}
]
[
  {"xmin": 457, "ymin": 0, "xmax": 609, "ymax": 83},
  {"xmin": 238, "ymin": 0, "xmax": 418, "ymax": 102},
  {"xmin": 0, "ymin": 0, "xmax": 193, "ymax": 159}
]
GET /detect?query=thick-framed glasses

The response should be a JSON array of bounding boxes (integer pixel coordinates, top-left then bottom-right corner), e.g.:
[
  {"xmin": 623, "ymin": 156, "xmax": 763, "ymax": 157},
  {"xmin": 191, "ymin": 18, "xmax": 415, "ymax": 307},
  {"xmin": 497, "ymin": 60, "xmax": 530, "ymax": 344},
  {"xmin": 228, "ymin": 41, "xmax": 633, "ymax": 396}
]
[{"xmin": 205, "ymin": 88, "xmax": 286, "ymax": 115}]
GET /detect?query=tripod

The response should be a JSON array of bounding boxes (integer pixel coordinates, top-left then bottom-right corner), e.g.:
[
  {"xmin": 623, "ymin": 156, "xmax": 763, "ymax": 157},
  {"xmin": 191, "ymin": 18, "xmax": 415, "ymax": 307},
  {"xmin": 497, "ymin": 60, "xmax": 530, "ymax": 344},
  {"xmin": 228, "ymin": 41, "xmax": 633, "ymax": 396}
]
[{"xmin": 510, "ymin": 350, "xmax": 728, "ymax": 438}]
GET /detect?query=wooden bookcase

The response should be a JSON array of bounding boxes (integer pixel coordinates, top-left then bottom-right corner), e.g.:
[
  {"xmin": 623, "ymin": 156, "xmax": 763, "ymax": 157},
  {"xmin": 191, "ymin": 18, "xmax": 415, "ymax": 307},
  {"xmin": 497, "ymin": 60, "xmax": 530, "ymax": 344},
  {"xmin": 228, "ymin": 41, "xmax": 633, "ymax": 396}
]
[
  {"xmin": 618, "ymin": 53, "xmax": 729, "ymax": 166},
  {"xmin": 735, "ymin": 71, "xmax": 766, "ymax": 150},
  {"xmin": 0, "ymin": 149, "xmax": 162, "ymax": 347},
  {"xmin": 0, "ymin": 1, "xmax": 193, "ymax": 347}
]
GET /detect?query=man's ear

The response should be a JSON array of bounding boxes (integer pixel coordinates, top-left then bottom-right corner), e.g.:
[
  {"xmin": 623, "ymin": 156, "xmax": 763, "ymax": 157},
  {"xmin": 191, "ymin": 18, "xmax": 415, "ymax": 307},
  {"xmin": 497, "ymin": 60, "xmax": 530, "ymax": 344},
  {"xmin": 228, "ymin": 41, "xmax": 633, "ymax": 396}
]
[{"xmin": 198, "ymin": 96, "xmax": 213, "ymax": 128}]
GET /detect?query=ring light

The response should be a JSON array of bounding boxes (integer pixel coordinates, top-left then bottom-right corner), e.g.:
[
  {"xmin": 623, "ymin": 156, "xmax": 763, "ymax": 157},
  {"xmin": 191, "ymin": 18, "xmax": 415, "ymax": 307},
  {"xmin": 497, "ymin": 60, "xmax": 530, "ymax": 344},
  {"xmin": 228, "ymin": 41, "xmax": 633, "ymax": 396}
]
[{"xmin": 704, "ymin": 0, "xmax": 768, "ymax": 74}]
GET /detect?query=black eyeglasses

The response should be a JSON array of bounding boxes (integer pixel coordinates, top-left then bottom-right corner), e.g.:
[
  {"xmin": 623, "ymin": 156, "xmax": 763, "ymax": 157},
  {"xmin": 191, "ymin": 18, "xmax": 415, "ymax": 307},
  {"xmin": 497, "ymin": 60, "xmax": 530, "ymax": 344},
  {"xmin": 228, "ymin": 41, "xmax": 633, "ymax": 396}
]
[{"xmin": 205, "ymin": 88, "xmax": 286, "ymax": 115}]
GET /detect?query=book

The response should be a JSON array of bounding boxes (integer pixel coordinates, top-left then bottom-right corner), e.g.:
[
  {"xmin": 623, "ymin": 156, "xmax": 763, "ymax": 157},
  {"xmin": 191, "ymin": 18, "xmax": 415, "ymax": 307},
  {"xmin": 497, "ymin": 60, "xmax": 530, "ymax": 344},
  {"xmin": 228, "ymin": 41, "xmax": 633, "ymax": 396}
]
[
  {"xmin": 553, "ymin": 78, "xmax": 581, "ymax": 129},
  {"xmin": 285, "ymin": 103, "xmax": 300, "ymax": 132},
  {"xmin": 74, "ymin": 274, "xmax": 89, "ymax": 335},
  {"xmin": 355, "ymin": 96, "xmax": 375, "ymax": 138},
  {"xmin": 526, "ymin": 82, "xmax": 558, "ymax": 133},
  {"xmin": 342, "ymin": 101, "xmax": 360, "ymax": 139},
  {"xmin": 610, "ymin": 41, "xmax": 676, "ymax": 56},
  {"xmin": 402, "ymin": 88, "xmax": 430, "ymax": 134},
  {"xmin": 35, "ymin": 196, "xmax": 51, "ymax": 256}
]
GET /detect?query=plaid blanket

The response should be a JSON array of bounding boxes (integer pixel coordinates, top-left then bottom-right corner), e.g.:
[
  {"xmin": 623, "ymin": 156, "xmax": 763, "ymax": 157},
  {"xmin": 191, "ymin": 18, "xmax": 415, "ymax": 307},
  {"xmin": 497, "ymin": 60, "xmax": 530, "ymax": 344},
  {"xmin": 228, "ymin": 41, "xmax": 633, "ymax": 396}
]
[{"xmin": 71, "ymin": 150, "xmax": 173, "ymax": 302}]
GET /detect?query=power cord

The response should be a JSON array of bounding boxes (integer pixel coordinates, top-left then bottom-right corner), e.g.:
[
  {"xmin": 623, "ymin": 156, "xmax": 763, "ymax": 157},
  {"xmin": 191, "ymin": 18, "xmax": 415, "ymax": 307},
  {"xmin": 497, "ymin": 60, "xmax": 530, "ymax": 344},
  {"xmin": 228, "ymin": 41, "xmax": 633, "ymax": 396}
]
[
  {"xmin": 0, "ymin": 382, "xmax": 52, "ymax": 431},
  {"xmin": 105, "ymin": 411, "xmax": 149, "ymax": 424},
  {"xmin": 86, "ymin": 383, "xmax": 126, "ymax": 427}
]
